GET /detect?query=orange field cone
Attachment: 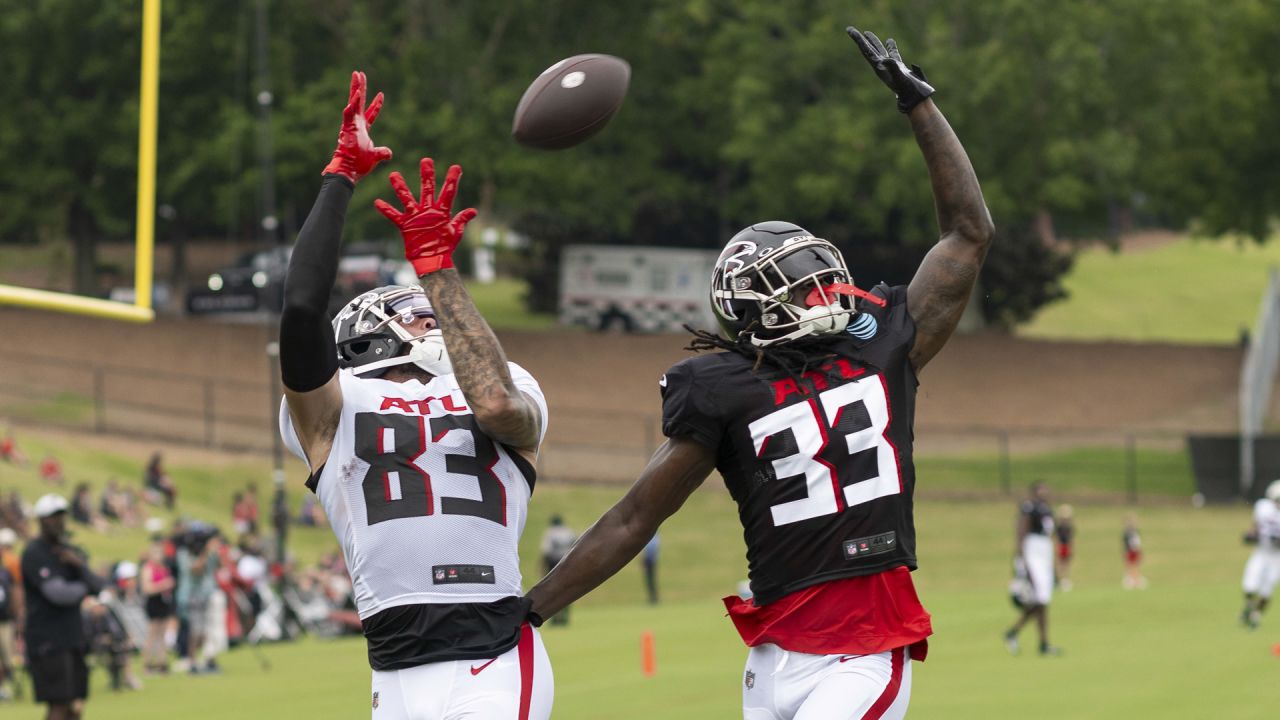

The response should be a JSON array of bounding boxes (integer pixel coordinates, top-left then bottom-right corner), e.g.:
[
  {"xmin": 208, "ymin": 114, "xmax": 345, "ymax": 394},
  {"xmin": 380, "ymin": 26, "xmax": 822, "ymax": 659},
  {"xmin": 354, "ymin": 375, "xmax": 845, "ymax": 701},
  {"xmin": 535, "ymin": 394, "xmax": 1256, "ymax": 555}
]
[
  {"xmin": 1271, "ymin": 642, "xmax": 1280, "ymax": 657},
  {"xmin": 641, "ymin": 630, "xmax": 657, "ymax": 677}
]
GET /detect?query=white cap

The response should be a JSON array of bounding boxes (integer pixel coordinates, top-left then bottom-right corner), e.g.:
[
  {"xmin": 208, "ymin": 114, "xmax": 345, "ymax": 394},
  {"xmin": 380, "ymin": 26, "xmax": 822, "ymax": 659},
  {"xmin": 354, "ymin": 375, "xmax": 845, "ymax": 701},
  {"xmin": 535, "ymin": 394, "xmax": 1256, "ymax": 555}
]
[
  {"xmin": 0, "ymin": 527, "xmax": 16, "ymax": 545},
  {"xmin": 33, "ymin": 494, "xmax": 69, "ymax": 519},
  {"xmin": 115, "ymin": 561, "xmax": 138, "ymax": 580}
]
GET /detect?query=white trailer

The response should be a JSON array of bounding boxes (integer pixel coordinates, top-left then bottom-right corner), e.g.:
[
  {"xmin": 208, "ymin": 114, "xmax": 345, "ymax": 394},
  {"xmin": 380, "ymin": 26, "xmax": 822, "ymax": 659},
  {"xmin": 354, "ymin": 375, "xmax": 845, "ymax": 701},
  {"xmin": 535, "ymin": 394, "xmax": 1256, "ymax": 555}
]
[{"xmin": 559, "ymin": 245, "xmax": 719, "ymax": 332}]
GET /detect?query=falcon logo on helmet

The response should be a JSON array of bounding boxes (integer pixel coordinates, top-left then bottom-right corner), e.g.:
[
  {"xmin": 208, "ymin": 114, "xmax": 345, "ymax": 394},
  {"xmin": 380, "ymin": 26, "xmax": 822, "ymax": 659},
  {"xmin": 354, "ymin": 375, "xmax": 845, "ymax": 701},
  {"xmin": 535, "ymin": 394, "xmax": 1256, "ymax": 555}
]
[
  {"xmin": 709, "ymin": 221, "xmax": 886, "ymax": 347},
  {"xmin": 332, "ymin": 285, "xmax": 452, "ymax": 378}
]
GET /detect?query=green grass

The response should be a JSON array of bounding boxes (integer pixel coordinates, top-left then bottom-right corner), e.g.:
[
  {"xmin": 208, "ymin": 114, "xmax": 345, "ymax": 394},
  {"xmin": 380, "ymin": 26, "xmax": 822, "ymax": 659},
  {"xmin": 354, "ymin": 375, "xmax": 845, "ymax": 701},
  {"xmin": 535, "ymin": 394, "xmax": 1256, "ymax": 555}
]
[
  {"xmin": 464, "ymin": 277, "xmax": 557, "ymax": 331},
  {"xmin": 918, "ymin": 445, "xmax": 1195, "ymax": 497},
  {"xmin": 1020, "ymin": 235, "xmax": 1280, "ymax": 344},
  {"xmin": 4, "ymin": 492, "xmax": 1272, "ymax": 719},
  {"xmin": 1, "ymin": 428, "xmax": 1268, "ymax": 719},
  {"xmin": 2, "ymin": 392, "xmax": 96, "ymax": 426}
]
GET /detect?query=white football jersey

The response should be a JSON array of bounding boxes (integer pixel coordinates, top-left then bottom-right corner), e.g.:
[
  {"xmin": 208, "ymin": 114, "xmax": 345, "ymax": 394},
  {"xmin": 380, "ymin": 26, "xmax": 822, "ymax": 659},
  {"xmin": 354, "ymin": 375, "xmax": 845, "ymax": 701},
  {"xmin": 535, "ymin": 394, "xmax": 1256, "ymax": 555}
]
[
  {"xmin": 1255, "ymin": 498, "xmax": 1280, "ymax": 550},
  {"xmin": 280, "ymin": 363, "xmax": 547, "ymax": 620}
]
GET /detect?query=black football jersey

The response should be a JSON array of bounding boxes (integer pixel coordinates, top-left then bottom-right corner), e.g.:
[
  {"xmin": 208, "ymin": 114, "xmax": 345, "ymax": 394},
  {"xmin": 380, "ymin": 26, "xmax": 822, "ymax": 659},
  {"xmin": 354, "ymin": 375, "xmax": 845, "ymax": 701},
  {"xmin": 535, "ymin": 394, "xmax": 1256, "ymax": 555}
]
[
  {"xmin": 1020, "ymin": 501, "xmax": 1055, "ymax": 536},
  {"xmin": 661, "ymin": 285, "xmax": 919, "ymax": 605}
]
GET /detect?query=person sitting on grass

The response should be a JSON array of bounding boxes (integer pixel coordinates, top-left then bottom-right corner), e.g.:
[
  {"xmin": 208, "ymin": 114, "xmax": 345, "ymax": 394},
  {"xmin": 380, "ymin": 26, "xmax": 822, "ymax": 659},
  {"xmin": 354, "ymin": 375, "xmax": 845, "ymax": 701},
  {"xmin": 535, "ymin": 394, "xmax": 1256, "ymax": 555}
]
[{"xmin": 38, "ymin": 455, "xmax": 65, "ymax": 486}]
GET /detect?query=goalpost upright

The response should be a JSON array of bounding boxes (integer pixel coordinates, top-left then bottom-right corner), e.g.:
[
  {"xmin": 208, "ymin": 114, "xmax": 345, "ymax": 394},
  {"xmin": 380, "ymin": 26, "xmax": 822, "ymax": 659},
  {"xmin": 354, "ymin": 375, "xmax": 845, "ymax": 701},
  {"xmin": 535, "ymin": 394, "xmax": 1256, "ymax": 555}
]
[{"xmin": 0, "ymin": 0, "xmax": 160, "ymax": 323}]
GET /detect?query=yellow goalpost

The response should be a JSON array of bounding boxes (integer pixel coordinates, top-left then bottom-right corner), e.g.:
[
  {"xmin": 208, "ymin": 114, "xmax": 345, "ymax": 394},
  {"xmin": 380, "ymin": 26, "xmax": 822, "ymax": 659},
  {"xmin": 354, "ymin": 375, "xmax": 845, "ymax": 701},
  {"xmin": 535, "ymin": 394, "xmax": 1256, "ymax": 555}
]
[{"xmin": 0, "ymin": 0, "xmax": 160, "ymax": 323}]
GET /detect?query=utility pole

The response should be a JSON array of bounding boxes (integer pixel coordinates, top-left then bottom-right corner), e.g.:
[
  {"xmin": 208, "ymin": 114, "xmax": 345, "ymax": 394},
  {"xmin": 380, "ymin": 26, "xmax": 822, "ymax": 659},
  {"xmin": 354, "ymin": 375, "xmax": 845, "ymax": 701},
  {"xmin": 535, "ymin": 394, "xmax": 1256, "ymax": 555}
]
[{"xmin": 254, "ymin": 0, "xmax": 287, "ymax": 566}]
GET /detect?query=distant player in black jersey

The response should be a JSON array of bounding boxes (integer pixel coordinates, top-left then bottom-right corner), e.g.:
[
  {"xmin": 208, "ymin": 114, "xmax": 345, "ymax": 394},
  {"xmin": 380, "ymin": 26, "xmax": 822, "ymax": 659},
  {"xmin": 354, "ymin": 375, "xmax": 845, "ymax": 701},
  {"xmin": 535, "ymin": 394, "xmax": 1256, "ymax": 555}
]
[
  {"xmin": 1005, "ymin": 482, "xmax": 1060, "ymax": 656},
  {"xmin": 525, "ymin": 25, "xmax": 994, "ymax": 719}
]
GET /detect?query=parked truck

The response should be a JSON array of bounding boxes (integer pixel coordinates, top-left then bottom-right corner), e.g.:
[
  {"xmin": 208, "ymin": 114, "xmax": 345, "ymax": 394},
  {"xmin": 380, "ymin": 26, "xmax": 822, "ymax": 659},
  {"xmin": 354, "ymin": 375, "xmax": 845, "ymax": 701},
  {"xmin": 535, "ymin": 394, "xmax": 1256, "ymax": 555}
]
[{"xmin": 558, "ymin": 245, "xmax": 719, "ymax": 333}]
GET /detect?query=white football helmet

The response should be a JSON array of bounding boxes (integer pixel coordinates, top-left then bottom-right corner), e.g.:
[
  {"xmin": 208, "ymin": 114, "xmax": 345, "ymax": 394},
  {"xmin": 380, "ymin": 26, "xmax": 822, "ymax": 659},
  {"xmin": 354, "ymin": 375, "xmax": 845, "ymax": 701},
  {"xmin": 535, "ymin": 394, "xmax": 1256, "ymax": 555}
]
[{"xmin": 332, "ymin": 285, "xmax": 451, "ymax": 378}]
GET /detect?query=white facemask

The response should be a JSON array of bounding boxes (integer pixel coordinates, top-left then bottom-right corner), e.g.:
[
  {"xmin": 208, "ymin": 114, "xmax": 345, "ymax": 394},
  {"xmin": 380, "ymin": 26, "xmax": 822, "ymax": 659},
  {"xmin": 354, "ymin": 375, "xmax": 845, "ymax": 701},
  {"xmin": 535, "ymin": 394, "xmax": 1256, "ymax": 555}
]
[
  {"xmin": 795, "ymin": 302, "xmax": 850, "ymax": 336},
  {"xmin": 407, "ymin": 329, "xmax": 452, "ymax": 377}
]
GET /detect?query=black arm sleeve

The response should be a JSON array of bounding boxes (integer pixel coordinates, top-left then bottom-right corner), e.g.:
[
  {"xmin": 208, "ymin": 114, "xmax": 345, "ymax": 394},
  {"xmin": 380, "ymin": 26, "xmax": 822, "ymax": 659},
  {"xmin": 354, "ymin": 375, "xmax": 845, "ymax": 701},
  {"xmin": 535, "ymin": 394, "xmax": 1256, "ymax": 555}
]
[{"xmin": 280, "ymin": 174, "xmax": 354, "ymax": 392}]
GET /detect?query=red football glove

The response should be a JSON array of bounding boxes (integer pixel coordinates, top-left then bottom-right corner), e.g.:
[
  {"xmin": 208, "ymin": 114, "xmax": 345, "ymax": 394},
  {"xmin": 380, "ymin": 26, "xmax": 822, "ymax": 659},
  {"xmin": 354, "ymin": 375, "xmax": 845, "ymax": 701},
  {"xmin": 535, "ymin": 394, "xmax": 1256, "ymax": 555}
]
[
  {"xmin": 322, "ymin": 71, "xmax": 393, "ymax": 183},
  {"xmin": 374, "ymin": 158, "xmax": 478, "ymax": 275}
]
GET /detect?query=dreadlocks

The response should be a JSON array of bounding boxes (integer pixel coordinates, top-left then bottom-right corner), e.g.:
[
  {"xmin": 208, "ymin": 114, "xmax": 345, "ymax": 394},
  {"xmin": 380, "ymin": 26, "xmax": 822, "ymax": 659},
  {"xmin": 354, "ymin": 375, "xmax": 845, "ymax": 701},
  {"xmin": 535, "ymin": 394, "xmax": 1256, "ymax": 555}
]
[{"xmin": 684, "ymin": 324, "xmax": 871, "ymax": 396}]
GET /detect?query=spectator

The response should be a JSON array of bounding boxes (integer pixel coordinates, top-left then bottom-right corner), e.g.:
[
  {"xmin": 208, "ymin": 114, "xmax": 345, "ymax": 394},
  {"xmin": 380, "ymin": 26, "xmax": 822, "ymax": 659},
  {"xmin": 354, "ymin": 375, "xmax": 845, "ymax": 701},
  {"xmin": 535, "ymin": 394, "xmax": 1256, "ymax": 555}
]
[
  {"xmin": 38, "ymin": 455, "xmax": 65, "ymax": 486},
  {"xmin": 175, "ymin": 528, "xmax": 220, "ymax": 674},
  {"xmin": 642, "ymin": 533, "xmax": 660, "ymax": 605},
  {"xmin": 69, "ymin": 484, "xmax": 95, "ymax": 528},
  {"xmin": 244, "ymin": 483, "xmax": 260, "ymax": 536},
  {"xmin": 143, "ymin": 453, "xmax": 176, "ymax": 510},
  {"xmin": 139, "ymin": 541, "xmax": 175, "ymax": 674},
  {"xmin": 297, "ymin": 494, "xmax": 321, "ymax": 527},
  {"xmin": 1055, "ymin": 504, "xmax": 1076, "ymax": 592},
  {"xmin": 119, "ymin": 489, "xmax": 142, "ymax": 528},
  {"xmin": 98, "ymin": 480, "xmax": 121, "ymax": 523},
  {"xmin": 0, "ymin": 528, "xmax": 22, "ymax": 701},
  {"xmin": 539, "ymin": 515, "xmax": 576, "ymax": 626},
  {"xmin": 1122, "ymin": 513, "xmax": 1147, "ymax": 589},
  {"xmin": 230, "ymin": 493, "xmax": 250, "ymax": 536},
  {"xmin": 108, "ymin": 562, "xmax": 147, "ymax": 655},
  {"xmin": 22, "ymin": 494, "xmax": 106, "ymax": 719},
  {"xmin": 83, "ymin": 594, "xmax": 139, "ymax": 691},
  {"xmin": 271, "ymin": 487, "xmax": 289, "ymax": 564},
  {"xmin": 3, "ymin": 491, "xmax": 29, "ymax": 539},
  {"xmin": 0, "ymin": 430, "xmax": 28, "ymax": 468},
  {"xmin": 235, "ymin": 535, "xmax": 270, "ymax": 637}
]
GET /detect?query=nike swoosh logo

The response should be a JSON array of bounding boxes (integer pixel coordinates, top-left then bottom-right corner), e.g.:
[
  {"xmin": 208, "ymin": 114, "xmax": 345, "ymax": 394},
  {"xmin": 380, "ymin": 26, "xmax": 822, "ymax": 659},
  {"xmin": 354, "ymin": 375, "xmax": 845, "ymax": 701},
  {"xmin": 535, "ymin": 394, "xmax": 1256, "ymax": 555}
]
[
  {"xmin": 838, "ymin": 655, "xmax": 860, "ymax": 663},
  {"xmin": 470, "ymin": 658, "xmax": 498, "ymax": 675}
]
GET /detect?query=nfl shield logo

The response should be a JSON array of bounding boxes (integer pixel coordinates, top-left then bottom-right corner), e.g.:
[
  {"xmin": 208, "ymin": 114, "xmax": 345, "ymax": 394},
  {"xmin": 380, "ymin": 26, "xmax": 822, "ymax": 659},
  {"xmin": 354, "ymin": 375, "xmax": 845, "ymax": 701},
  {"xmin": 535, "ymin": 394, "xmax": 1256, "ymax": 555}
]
[
  {"xmin": 845, "ymin": 541, "xmax": 858, "ymax": 556},
  {"xmin": 744, "ymin": 669, "xmax": 755, "ymax": 690},
  {"xmin": 435, "ymin": 569, "xmax": 445, "ymax": 581},
  {"xmin": 372, "ymin": 691, "xmax": 379, "ymax": 710}
]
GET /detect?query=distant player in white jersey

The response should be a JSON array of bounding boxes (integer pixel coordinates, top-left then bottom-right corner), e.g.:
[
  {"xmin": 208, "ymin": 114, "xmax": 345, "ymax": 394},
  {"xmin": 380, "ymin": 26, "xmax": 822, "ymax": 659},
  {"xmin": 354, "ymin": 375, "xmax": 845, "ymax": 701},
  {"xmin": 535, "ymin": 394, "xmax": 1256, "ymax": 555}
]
[
  {"xmin": 1240, "ymin": 480, "xmax": 1280, "ymax": 630},
  {"xmin": 278, "ymin": 71, "xmax": 552, "ymax": 720}
]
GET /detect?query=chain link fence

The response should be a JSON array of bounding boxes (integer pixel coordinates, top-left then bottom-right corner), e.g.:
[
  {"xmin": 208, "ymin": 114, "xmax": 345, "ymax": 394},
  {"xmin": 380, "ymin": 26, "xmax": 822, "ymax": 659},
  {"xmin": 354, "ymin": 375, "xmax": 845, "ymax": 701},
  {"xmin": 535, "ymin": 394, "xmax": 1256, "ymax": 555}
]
[{"xmin": 0, "ymin": 354, "xmax": 1198, "ymax": 500}]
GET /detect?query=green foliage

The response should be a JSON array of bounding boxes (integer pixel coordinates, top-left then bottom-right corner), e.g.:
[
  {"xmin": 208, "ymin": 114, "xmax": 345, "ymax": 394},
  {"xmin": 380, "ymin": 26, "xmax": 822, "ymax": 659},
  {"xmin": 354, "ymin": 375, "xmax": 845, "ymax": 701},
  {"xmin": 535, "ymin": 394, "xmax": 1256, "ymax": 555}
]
[
  {"xmin": 2, "ymin": 0, "xmax": 1279, "ymax": 318},
  {"xmin": 1022, "ymin": 234, "xmax": 1280, "ymax": 343}
]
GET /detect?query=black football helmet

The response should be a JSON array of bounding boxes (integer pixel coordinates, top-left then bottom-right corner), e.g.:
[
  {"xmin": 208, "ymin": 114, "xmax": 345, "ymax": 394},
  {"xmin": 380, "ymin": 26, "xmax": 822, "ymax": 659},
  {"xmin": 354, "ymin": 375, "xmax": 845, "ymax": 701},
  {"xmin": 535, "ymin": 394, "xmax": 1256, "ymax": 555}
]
[
  {"xmin": 709, "ymin": 221, "xmax": 884, "ymax": 347},
  {"xmin": 332, "ymin": 285, "xmax": 451, "ymax": 378}
]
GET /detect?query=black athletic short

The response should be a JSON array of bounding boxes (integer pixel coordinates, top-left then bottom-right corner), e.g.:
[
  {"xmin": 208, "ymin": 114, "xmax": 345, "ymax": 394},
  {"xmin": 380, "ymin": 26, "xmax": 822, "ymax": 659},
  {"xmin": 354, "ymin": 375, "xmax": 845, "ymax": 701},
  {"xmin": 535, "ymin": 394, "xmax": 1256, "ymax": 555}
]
[{"xmin": 29, "ymin": 650, "xmax": 89, "ymax": 704}]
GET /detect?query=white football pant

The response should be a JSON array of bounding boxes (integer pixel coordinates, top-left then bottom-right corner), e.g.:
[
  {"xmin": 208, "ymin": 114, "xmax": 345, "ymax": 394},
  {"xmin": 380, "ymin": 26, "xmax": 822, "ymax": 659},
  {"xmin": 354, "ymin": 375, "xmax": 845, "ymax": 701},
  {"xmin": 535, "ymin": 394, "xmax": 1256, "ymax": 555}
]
[
  {"xmin": 742, "ymin": 643, "xmax": 911, "ymax": 720},
  {"xmin": 370, "ymin": 624, "xmax": 552, "ymax": 720},
  {"xmin": 1022, "ymin": 534, "xmax": 1055, "ymax": 606},
  {"xmin": 1242, "ymin": 549, "xmax": 1280, "ymax": 598}
]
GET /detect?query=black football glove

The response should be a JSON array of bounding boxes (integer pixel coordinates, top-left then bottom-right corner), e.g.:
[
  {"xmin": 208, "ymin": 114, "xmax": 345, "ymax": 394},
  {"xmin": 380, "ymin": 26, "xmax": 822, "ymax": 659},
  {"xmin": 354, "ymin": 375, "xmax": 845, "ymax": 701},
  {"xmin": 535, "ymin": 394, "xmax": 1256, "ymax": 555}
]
[{"xmin": 846, "ymin": 26, "xmax": 935, "ymax": 113}]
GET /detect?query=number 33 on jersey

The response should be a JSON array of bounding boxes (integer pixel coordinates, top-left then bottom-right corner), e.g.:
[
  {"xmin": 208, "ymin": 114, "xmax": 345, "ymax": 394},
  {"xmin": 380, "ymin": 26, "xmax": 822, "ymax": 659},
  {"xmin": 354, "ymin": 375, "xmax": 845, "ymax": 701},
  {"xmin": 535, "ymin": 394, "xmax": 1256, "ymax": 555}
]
[
  {"xmin": 280, "ymin": 363, "xmax": 547, "ymax": 615},
  {"xmin": 661, "ymin": 284, "xmax": 919, "ymax": 606}
]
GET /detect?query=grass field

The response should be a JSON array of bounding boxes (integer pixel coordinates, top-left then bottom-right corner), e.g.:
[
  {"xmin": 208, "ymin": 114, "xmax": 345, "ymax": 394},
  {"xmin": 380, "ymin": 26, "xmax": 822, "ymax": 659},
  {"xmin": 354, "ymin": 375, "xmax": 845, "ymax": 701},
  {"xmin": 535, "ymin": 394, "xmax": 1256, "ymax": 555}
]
[
  {"xmin": 2, "ymin": 492, "xmax": 1272, "ymax": 719},
  {"xmin": 1020, "ymin": 234, "xmax": 1280, "ymax": 344}
]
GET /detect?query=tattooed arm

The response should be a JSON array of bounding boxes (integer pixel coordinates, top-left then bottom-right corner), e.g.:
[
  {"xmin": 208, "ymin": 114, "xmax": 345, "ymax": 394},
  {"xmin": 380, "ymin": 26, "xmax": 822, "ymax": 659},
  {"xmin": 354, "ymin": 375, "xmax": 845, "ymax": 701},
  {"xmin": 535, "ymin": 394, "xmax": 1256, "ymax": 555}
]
[
  {"xmin": 375, "ymin": 157, "xmax": 541, "ymax": 455},
  {"xmin": 847, "ymin": 27, "xmax": 994, "ymax": 371},
  {"xmin": 419, "ymin": 268, "xmax": 543, "ymax": 454},
  {"xmin": 904, "ymin": 98, "xmax": 995, "ymax": 370}
]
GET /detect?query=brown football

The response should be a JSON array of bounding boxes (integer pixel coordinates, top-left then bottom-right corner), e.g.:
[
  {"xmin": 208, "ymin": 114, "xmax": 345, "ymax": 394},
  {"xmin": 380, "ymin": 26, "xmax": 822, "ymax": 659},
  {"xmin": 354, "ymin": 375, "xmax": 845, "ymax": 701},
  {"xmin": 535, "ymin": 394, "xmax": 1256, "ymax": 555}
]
[{"xmin": 512, "ymin": 54, "xmax": 631, "ymax": 150}]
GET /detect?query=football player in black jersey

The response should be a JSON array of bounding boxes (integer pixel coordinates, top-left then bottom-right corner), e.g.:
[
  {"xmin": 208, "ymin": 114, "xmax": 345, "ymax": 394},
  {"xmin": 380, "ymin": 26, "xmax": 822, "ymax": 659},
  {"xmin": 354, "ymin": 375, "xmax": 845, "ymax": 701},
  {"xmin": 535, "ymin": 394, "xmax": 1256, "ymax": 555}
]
[
  {"xmin": 525, "ymin": 26, "xmax": 993, "ymax": 719},
  {"xmin": 1005, "ymin": 482, "xmax": 1061, "ymax": 656}
]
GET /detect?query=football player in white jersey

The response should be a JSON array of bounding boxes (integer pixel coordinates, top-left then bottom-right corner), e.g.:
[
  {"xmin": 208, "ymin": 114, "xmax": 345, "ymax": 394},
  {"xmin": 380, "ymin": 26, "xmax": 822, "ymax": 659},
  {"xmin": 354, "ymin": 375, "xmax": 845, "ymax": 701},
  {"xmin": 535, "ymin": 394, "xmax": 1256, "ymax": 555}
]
[
  {"xmin": 1240, "ymin": 480, "xmax": 1280, "ymax": 629},
  {"xmin": 278, "ymin": 72, "xmax": 552, "ymax": 720}
]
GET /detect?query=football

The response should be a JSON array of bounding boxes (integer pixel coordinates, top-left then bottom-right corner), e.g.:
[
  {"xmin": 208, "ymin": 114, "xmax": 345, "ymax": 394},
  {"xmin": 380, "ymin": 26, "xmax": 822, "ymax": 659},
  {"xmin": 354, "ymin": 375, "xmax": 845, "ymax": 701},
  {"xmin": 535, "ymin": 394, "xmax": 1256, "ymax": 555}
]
[{"xmin": 512, "ymin": 54, "xmax": 630, "ymax": 150}]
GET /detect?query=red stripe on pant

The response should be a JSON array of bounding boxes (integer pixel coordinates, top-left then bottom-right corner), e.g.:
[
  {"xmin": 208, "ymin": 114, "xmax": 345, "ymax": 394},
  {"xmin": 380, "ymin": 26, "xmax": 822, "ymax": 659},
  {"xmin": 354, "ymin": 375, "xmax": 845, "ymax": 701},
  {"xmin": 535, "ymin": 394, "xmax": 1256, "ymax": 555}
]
[
  {"xmin": 861, "ymin": 646, "xmax": 905, "ymax": 720},
  {"xmin": 517, "ymin": 623, "xmax": 535, "ymax": 720}
]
